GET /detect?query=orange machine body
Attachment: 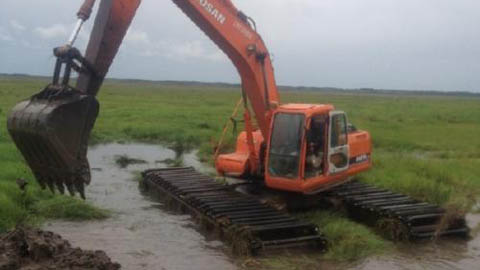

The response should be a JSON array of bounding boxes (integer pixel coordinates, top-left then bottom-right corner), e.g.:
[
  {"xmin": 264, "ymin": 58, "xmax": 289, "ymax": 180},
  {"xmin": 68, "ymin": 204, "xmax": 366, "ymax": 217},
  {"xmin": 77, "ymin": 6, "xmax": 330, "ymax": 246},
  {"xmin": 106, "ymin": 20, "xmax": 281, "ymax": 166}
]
[
  {"xmin": 217, "ymin": 103, "xmax": 372, "ymax": 194},
  {"xmin": 172, "ymin": 1, "xmax": 372, "ymax": 193}
]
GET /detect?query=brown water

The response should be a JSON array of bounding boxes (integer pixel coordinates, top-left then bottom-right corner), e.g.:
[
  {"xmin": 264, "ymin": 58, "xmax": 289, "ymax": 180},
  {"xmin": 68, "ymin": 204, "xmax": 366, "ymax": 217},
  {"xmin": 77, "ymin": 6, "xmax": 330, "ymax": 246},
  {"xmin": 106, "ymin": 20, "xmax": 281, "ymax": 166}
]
[
  {"xmin": 44, "ymin": 143, "xmax": 236, "ymax": 270},
  {"xmin": 44, "ymin": 143, "xmax": 480, "ymax": 270},
  {"xmin": 349, "ymin": 214, "xmax": 480, "ymax": 270}
]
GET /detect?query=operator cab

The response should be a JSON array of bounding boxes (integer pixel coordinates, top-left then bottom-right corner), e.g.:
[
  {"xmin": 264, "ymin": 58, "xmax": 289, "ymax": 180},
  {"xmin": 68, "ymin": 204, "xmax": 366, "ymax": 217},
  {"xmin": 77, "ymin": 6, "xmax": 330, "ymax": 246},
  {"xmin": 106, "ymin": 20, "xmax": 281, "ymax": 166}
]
[{"xmin": 265, "ymin": 104, "xmax": 352, "ymax": 194}]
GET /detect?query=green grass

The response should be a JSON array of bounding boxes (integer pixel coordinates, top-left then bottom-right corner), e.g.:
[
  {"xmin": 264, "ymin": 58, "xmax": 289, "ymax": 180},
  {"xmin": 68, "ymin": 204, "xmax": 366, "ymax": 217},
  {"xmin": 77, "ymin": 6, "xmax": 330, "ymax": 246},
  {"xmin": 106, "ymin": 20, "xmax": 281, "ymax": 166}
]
[
  {"xmin": 33, "ymin": 196, "xmax": 109, "ymax": 221},
  {"xmin": 257, "ymin": 255, "xmax": 321, "ymax": 270},
  {"xmin": 359, "ymin": 150, "xmax": 479, "ymax": 211},
  {"xmin": 91, "ymin": 82, "xmax": 243, "ymax": 160},
  {"xmin": 298, "ymin": 211, "xmax": 392, "ymax": 261},
  {"xmin": 1, "ymin": 76, "xmax": 479, "ymax": 265}
]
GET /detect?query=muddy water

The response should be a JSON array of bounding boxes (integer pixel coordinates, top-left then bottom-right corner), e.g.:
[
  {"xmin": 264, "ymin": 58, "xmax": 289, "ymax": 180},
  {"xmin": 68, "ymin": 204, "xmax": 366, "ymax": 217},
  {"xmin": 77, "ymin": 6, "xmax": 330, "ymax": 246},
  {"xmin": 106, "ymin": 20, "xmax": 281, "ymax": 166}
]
[
  {"xmin": 43, "ymin": 143, "xmax": 480, "ymax": 270},
  {"xmin": 44, "ymin": 143, "xmax": 236, "ymax": 270},
  {"xmin": 350, "ymin": 213, "xmax": 480, "ymax": 270}
]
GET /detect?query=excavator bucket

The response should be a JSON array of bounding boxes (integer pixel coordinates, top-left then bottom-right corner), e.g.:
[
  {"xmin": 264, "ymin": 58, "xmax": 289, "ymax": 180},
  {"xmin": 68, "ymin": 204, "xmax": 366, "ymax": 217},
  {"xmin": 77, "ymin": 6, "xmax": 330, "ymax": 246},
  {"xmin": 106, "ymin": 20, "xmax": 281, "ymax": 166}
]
[
  {"xmin": 6, "ymin": 0, "xmax": 140, "ymax": 198},
  {"xmin": 7, "ymin": 85, "xmax": 99, "ymax": 199}
]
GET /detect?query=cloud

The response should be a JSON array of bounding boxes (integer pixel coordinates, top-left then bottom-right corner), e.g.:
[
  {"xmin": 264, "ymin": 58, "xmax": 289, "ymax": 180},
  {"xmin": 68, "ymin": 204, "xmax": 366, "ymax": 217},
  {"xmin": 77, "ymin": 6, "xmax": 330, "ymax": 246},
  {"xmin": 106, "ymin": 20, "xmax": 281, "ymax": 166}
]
[
  {"xmin": 166, "ymin": 40, "xmax": 226, "ymax": 62},
  {"xmin": 34, "ymin": 24, "xmax": 68, "ymax": 39},
  {"xmin": 123, "ymin": 27, "xmax": 227, "ymax": 62},
  {"xmin": 140, "ymin": 40, "xmax": 226, "ymax": 62},
  {"xmin": 125, "ymin": 29, "xmax": 151, "ymax": 45},
  {"xmin": 0, "ymin": 27, "xmax": 14, "ymax": 42},
  {"xmin": 10, "ymin": 20, "xmax": 26, "ymax": 31},
  {"xmin": 1, "ymin": 0, "xmax": 478, "ymax": 91}
]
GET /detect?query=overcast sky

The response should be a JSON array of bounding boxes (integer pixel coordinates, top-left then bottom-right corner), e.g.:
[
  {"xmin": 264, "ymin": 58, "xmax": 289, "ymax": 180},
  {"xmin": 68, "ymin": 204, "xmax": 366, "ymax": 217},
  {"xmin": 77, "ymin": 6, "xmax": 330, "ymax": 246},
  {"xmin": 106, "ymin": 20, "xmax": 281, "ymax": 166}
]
[{"xmin": 1, "ymin": 0, "xmax": 479, "ymax": 92}]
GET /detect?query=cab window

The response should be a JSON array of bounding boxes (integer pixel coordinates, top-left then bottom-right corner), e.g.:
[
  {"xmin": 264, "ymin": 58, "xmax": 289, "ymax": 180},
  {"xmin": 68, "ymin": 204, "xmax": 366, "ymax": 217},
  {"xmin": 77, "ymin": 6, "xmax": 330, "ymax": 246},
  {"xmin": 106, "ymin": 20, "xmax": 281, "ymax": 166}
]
[
  {"xmin": 268, "ymin": 113, "xmax": 304, "ymax": 179},
  {"xmin": 329, "ymin": 113, "xmax": 348, "ymax": 169},
  {"xmin": 331, "ymin": 114, "xmax": 347, "ymax": 147}
]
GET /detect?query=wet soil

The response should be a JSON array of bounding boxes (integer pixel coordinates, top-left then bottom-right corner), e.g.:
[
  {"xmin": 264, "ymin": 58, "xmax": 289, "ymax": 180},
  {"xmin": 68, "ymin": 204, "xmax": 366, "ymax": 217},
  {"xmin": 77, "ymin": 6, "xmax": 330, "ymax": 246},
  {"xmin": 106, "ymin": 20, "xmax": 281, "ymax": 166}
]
[
  {"xmin": 44, "ymin": 143, "xmax": 234, "ymax": 270},
  {"xmin": 0, "ymin": 228, "xmax": 120, "ymax": 270}
]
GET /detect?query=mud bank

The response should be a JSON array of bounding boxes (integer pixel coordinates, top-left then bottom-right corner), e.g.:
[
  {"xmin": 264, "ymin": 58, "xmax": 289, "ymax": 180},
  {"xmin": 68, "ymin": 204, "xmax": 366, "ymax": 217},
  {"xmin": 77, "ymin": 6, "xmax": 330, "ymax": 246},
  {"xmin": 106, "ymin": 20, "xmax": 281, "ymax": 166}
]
[{"xmin": 0, "ymin": 228, "xmax": 120, "ymax": 270}]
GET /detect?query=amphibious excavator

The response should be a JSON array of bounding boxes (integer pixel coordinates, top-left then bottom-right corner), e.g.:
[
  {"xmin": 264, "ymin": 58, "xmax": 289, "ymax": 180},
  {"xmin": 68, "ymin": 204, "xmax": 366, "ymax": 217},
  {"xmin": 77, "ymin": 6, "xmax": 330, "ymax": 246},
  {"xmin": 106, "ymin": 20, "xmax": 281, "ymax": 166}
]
[{"xmin": 7, "ymin": 0, "xmax": 467, "ymax": 251}]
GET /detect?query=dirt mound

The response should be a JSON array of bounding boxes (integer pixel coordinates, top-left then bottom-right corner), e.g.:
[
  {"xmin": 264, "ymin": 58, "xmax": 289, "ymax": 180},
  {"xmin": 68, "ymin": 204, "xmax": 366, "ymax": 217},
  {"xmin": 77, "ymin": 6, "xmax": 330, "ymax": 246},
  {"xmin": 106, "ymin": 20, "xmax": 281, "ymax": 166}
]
[{"xmin": 0, "ymin": 228, "xmax": 120, "ymax": 270}]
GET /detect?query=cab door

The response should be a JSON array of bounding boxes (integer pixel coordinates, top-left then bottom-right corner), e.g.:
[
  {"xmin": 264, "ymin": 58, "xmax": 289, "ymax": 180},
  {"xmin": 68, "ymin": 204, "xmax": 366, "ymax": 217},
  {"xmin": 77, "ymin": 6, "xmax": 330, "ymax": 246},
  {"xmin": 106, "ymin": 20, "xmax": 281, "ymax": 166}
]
[{"xmin": 328, "ymin": 111, "xmax": 349, "ymax": 174}]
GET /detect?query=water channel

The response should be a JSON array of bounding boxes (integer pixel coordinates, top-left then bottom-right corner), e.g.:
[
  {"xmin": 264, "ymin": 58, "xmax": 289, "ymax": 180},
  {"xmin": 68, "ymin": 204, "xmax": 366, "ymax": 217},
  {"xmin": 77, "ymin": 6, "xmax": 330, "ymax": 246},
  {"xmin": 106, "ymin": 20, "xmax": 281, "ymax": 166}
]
[{"xmin": 44, "ymin": 143, "xmax": 480, "ymax": 270}]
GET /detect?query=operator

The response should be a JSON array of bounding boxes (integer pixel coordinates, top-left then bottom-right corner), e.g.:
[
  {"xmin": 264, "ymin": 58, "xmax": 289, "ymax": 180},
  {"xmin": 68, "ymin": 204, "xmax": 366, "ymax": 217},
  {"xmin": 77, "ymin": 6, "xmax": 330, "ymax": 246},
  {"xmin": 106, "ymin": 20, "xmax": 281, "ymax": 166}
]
[{"xmin": 305, "ymin": 116, "xmax": 326, "ymax": 177}]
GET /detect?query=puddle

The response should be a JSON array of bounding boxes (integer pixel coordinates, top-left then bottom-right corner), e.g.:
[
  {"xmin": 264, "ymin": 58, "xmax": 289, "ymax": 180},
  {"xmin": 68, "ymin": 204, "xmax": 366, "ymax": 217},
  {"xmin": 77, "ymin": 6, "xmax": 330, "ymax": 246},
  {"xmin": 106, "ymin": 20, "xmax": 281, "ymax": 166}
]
[
  {"xmin": 350, "ymin": 213, "xmax": 480, "ymax": 270},
  {"xmin": 44, "ymin": 143, "xmax": 235, "ymax": 270}
]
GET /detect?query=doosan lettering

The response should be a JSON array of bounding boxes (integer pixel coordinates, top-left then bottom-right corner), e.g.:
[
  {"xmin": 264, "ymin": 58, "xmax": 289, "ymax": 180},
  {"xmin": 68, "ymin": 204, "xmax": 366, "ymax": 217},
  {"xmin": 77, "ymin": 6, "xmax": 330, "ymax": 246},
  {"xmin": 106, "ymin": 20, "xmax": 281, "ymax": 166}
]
[{"xmin": 199, "ymin": 0, "xmax": 226, "ymax": 24}]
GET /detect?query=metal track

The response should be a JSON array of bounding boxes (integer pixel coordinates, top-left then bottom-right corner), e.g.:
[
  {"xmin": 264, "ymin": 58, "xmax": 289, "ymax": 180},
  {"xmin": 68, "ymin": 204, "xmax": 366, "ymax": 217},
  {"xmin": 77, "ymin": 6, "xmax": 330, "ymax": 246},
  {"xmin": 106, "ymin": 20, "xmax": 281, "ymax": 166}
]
[
  {"xmin": 141, "ymin": 167, "xmax": 327, "ymax": 254},
  {"xmin": 328, "ymin": 181, "xmax": 469, "ymax": 240}
]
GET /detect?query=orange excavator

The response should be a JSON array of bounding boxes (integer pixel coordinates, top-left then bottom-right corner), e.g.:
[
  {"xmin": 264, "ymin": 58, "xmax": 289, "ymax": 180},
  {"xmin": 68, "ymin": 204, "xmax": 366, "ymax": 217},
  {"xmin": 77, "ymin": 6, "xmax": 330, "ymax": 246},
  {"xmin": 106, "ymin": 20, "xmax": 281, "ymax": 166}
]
[{"xmin": 7, "ymin": 0, "xmax": 371, "ymax": 199}]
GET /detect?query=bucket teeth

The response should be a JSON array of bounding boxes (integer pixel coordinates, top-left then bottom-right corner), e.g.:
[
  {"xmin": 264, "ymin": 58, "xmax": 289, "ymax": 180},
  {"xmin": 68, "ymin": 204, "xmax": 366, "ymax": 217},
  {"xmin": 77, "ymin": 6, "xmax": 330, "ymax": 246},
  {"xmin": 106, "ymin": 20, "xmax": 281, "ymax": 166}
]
[
  {"xmin": 65, "ymin": 178, "xmax": 76, "ymax": 197},
  {"xmin": 55, "ymin": 178, "xmax": 66, "ymax": 195},
  {"xmin": 47, "ymin": 180, "xmax": 56, "ymax": 194},
  {"xmin": 37, "ymin": 176, "xmax": 47, "ymax": 190},
  {"xmin": 7, "ymin": 84, "xmax": 99, "ymax": 198},
  {"xmin": 74, "ymin": 179, "xmax": 86, "ymax": 200}
]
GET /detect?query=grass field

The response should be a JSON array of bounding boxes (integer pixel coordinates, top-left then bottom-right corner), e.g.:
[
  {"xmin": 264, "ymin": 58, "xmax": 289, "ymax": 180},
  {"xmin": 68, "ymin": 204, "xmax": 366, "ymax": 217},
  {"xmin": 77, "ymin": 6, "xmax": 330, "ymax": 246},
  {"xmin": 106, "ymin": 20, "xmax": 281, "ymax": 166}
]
[{"xmin": 0, "ymin": 76, "xmax": 479, "ymax": 262}]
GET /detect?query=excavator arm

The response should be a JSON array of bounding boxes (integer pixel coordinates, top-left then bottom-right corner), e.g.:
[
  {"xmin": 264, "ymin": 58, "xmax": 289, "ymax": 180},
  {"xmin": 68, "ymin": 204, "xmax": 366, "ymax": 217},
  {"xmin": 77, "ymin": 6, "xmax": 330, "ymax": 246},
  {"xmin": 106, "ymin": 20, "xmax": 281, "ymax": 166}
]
[
  {"xmin": 7, "ymin": 0, "xmax": 280, "ymax": 197},
  {"xmin": 173, "ymin": 0, "xmax": 280, "ymax": 136},
  {"xmin": 77, "ymin": 0, "xmax": 141, "ymax": 96}
]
